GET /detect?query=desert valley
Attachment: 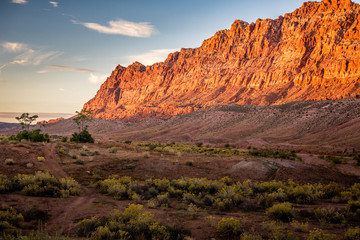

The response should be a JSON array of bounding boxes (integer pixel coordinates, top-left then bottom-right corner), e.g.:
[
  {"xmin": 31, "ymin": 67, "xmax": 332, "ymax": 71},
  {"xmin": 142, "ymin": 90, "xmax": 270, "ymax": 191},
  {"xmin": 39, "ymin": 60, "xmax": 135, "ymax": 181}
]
[{"xmin": 1, "ymin": 0, "xmax": 360, "ymax": 239}]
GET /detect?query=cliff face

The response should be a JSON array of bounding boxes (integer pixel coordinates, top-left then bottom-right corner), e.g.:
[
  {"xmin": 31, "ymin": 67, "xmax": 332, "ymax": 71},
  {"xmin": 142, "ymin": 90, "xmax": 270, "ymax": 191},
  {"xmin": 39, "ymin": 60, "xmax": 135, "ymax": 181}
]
[{"xmin": 84, "ymin": 0, "xmax": 360, "ymax": 121}]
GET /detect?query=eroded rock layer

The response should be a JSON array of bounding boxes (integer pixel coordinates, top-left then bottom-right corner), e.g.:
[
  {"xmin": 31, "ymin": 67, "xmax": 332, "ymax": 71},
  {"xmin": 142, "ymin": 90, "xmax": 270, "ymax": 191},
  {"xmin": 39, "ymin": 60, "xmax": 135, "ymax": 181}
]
[{"xmin": 84, "ymin": 0, "xmax": 360, "ymax": 121}]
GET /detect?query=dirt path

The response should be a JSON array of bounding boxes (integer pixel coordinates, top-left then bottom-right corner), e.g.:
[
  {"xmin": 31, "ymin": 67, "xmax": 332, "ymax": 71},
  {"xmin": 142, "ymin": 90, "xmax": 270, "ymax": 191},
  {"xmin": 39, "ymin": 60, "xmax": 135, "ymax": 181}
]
[
  {"xmin": 42, "ymin": 143, "xmax": 68, "ymax": 178},
  {"xmin": 46, "ymin": 186, "xmax": 99, "ymax": 234}
]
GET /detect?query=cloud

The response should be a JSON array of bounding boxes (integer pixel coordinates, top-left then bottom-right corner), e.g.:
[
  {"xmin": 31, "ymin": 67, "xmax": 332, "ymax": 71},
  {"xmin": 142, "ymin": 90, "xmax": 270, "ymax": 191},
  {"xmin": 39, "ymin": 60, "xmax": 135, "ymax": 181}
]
[
  {"xmin": 2, "ymin": 42, "xmax": 28, "ymax": 52},
  {"xmin": 11, "ymin": 0, "xmax": 27, "ymax": 4},
  {"xmin": 38, "ymin": 65, "xmax": 94, "ymax": 73},
  {"xmin": 88, "ymin": 73, "xmax": 107, "ymax": 84},
  {"xmin": 72, "ymin": 19, "xmax": 157, "ymax": 37},
  {"xmin": 128, "ymin": 49, "xmax": 179, "ymax": 66},
  {"xmin": 49, "ymin": 1, "xmax": 58, "ymax": 7},
  {"xmin": 11, "ymin": 49, "xmax": 62, "ymax": 66},
  {"xmin": 58, "ymin": 88, "xmax": 65, "ymax": 91}
]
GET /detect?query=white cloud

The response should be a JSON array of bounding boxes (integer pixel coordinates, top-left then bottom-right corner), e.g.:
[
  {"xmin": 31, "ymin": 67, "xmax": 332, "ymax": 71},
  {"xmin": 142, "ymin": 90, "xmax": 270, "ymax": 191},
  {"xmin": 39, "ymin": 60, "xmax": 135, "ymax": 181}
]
[
  {"xmin": 11, "ymin": 49, "xmax": 62, "ymax": 66},
  {"xmin": 58, "ymin": 88, "xmax": 65, "ymax": 91},
  {"xmin": 128, "ymin": 49, "xmax": 179, "ymax": 66},
  {"xmin": 88, "ymin": 73, "xmax": 107, "ymax": 84},
  {"xmin": 38, "ymin": 65, "xmax": 94, "ymax": 73},
  {"xmin": 72, "ymin": 19, "xmax": 157, "ymax": 37},
  {"xmin": 49, "ymin": 1, "xmax": 58, "ymax": 7},
  {"xmin": 11, "ymin": 0, "xmax": 27, "ymax": 4},
  {"xmin": 2, "ymin": 42, "xmax": 27, "ymax": 52}
]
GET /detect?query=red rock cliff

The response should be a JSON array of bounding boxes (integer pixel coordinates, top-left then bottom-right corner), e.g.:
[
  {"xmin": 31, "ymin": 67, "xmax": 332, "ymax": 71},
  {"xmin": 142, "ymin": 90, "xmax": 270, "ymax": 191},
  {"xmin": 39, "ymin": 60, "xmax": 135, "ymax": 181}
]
[{"xmin": 84, "ymin": 0, "xmax": 360, "ymax": 121}]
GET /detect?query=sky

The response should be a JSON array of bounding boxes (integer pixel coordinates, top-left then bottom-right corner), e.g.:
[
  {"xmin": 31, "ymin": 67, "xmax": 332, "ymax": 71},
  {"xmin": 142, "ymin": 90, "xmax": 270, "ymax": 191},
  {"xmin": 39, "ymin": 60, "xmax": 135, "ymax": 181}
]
[{"xmin": 2, "ymin": 0, "xmax": 357, "ymax": 117}]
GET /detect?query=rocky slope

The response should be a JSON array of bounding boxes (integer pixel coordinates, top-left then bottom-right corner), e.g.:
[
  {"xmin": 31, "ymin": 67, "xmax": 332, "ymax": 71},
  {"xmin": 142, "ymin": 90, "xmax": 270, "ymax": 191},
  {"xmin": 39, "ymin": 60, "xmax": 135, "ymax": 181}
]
[{"xmin": 84, "ymin": 0, "xmax": 360, "ymax": 121}]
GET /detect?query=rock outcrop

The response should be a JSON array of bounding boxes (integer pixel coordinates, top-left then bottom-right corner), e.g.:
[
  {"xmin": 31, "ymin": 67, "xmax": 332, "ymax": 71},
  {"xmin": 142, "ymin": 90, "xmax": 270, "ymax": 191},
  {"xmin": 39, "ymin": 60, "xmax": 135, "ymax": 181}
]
[{"xmin": 84, "ymin": 0, "xmax": 360, "ymax": 121}]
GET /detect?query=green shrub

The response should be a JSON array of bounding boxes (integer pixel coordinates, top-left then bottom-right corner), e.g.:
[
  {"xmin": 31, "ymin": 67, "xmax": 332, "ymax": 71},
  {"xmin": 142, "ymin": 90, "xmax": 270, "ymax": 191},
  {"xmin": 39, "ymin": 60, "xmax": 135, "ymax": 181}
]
[
  {"xmin": 70, "ymin": 129, "xmax": 94, "ymax": 143},
  {"xmin": 196, "ymin": 142, "xmax": 203, "ymax": 147},
  {"xmin": 354, "ymin": 155, "xmax": 360, "ymax": 166},
  {"xmin": 290, "ymin": 220, "xmax": 308, "ymax": 232},
  {"xmin": 9, "ymin": 130, "xmax": 49, "ymax": 142},
  {"xmin": 61, "ymin": 136, "xmax": 68, "ymax": 142},
  {"xmin": 124, "ymin": 140, "xmax": 132, "ymax": 145},
  {"xmin": 307, "ymin": 228, "xmax": 331, "ymax": 240},
  {"xmin": 270, "ymin": 226, "xmax": 294, "ymax": 240},
  {"xmin": 217, "ymin": 217, "xmax": 242, "ymax": 237},
  {"xmin": 249, "ymin": 148, "xmax": 300, "ymax": 161},
  {"xmin": 344, "ymin": 227, "xmax": 360, "ymax": 240},
  {"xmin": 266, "ymin": 202, "xmax": 296, "ymax": 222}
]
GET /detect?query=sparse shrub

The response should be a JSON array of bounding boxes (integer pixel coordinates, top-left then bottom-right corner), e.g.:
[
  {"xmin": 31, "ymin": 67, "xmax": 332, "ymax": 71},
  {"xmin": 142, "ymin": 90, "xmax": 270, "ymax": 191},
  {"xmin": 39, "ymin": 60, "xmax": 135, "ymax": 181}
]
[
  {"xmin": 37, "ymin": 156, "xmax": 45, "ymax": 162},
  {"xmin": 185, "ymin": 160, "xmax": 193, "ymax": 166},
  {"xmin": 313, "ymin": 208, "xmax": 345, "ymax": 224},
  {"xmin": 307, "ymin": 228, "xmax": 331, "ymax": 240},
  {"xmin": 266, "ymin": 202, "xmax": 296, "ymax": 222},
  {"xmin": 240, "ymin": 233, "xmax": 264, "ymax": 240},
  {"xmin": 91, "ymin": 226, "xmax": 115, "ymax": 240},
  {"xmin": 290, "ymin": 220, "xmax": 308, "ymax": 232},
  {"xmin": 124, "ymin": 140, "xmax": 132, "ymax": 144},
  {"xmin": 324, "ymin": 155, "xmax": 343, "ymax": 165},
  {"xmin": 217, "ymin": 217, "xmax": 242, "ymax": 237},
  {"xmin": 344, "ymin": 227, "xmax": 360, "ymax": 240},
  {"xmin": 354, "ymin": 155, "xmax": 360, "ymax": 166},
  {"xmin": 224, "ymin": 143, "xmax": 231, "ymax": 148},
  {"xmin": 270, "ymin": 226, "xmax": 294, "ymax": 240},
  {"xmin": 108, "ymin": 147, "xmax": 118, "ymax": 153},
  {"xmin": 4, "ymin": 159, "xmax": 15, "ymax": 165},
  {"xmin": 196, "ymin": 142, "xmax": 203, "ymax": 147},
  {"xmin": 346, "ymin": 200, "xmax": 360, "ymax": 212},
  {"xmin": 0, "ymin": 205, "xmax": 24, "ymax": 235},
  {"xmin": 205, "ymin": 216, "xmax": 217, "ymax": 228},
  {"xmin": 61, "ymin": 136, "xmax": 67, "ymax": 142}
]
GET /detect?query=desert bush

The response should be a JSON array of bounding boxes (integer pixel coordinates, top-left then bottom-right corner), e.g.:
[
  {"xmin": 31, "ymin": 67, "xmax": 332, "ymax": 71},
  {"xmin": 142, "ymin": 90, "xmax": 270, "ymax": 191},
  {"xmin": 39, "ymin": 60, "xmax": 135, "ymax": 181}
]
[
  {"xmin": 270, "ymin": 226, "xmax": 294, "ymax": 240},
  {"xmin": 240, "ymin": 233, "xmax": 264, "ymax": 240},
  {"xmin": 249, "ymin": 148, "xmax": 300, "ymax": 161},
  {"xmin": 2, "ymin": 171, "xmax": 81, "ymax": 198},
  {"xmin": 313, "ymin": 208, "xmax": 345, "ymax": 224},
  {"xmin": 344, "ymin": 227, "xmax": 360, "ymax": 240},
  {"xmin": 124, "ymin": 140, "xmax": 132, "ymax": 144},
  {"xmin": 37, "ymin": 156, "xmax": 45, "ymax": 162},
  {"xmin": 217, "ymin": 217, "xmax": 242, "ymax": 237},
  {"xmin": 324, "ymin": 155, "xmax": 343, "ymax": 165},
  {"xmin": 185, "ymin": 160, "xmax": 193, "ymax": 166},
  {"xmin": 205, "ymin": 216, "xmax": 217, "ymax": 228},
  {"xmin": 346, "ymin": 200, "xmax": 360, "ymax": 212},
  {"xmin": 290, "ymin": 220, "xmax": 308, "ymax": 232},
  {"xmin": 307, "ymin": 228, "xmax": 332, "ymax": 240},
  {"xmin": 61, "ymin": 136, "xmax": 67, "ymax": 142},
  {"xmin": 108, "ymin": 147, "xmax": 118, "ymax": 153},
  {"xmin": 266, "ymin": 202, "xmax": 296, "ymax": 222},
  {"xmin": 78, "ymin": 204, "xmax": 173, "ymax": 240},
  {"xmin": 196, "ymin": 142, "xmax": 203, "ymax": 147},
  {"xmin": 0, "ymin": 205, "xmax": 24, "ymax": 235},
  {"xmin": 70, "ymin": 129, "xmax": 94, "ymax": 143},
  {"xmin": 287, "ymin": 184, "xmax": 318, "ymax": 204}
]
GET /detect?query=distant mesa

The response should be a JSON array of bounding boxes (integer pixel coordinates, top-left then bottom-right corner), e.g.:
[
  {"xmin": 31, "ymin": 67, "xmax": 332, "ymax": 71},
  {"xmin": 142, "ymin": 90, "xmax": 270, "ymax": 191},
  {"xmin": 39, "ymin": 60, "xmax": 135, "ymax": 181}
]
[
  {"xmin": 37, "ymin": 117, "xmax": 65, "ymax": 125},
  {"xmin": 83, "ymin": 0, "xmax": 360, "ymax": 121}
]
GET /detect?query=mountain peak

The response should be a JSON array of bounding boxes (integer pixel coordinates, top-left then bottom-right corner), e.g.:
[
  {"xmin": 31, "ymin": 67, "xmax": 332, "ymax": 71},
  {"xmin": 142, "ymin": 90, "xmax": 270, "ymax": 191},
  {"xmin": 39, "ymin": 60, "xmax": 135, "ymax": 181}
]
[{"xmin": 83, "ymin": 0, "xmax": 360, "ymax": 121}]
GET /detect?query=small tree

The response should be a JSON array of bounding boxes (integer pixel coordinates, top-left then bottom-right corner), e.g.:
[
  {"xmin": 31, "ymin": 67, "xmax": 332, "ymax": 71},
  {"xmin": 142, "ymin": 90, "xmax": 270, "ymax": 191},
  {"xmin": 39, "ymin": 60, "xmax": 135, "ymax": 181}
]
[
  {"xmin": 15, "ymin": 113, "xmax": 38, "ymax": 131},
  {"xmin": 70, "ymin": 109, "xmax": 94, "ymax": 143},
  {"xmin": 73, "ymin": 110, "xmax": 92, "ymax": 132}
]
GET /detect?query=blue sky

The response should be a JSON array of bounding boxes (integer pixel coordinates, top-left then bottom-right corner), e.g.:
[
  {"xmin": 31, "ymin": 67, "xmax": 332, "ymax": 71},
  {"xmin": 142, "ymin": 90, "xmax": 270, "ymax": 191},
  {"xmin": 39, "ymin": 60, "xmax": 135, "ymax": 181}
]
[{"xmin": 1, "ymin": 0, "xmax": 346, "ymax": 115}]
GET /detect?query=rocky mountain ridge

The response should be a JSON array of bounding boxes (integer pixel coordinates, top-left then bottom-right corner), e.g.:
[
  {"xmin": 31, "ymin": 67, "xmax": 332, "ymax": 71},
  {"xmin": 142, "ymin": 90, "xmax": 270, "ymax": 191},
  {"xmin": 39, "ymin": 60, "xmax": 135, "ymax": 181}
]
[{"xmin": 84, "ymin": 0, "xmax": 360, "ymax": 121}]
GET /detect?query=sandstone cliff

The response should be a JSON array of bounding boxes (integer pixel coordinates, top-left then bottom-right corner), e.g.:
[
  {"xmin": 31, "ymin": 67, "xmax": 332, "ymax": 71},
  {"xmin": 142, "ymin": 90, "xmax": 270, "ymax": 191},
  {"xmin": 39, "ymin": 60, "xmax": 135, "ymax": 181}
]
[{"xmin": 84, "ymin": 0, "xmax": 360, "ymax": 121}]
